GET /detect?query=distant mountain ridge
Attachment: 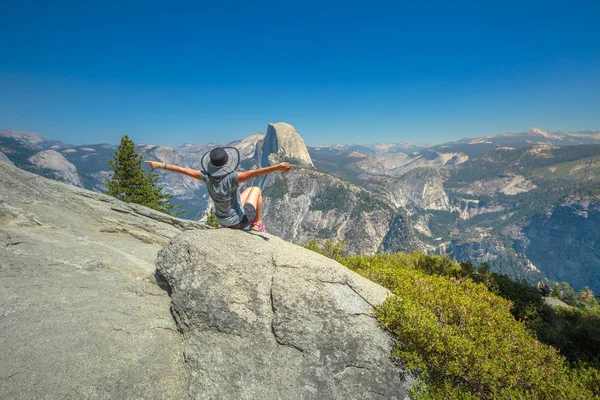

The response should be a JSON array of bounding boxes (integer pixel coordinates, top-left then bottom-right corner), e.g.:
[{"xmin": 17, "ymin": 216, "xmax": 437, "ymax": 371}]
[{"xmin": 430, "ymin": 127, "xmax": 600, "ymax": 158}]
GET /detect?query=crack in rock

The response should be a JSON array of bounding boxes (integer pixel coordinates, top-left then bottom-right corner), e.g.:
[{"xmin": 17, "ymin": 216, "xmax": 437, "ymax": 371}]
[
  {"xmin": 346, "ymin": 282, "xmax": 379, "ymax": 309},
  {"xmin": 352, "ymin": 312, "xmax": 377, "ymax": 319},
  {"xmin": 269, "ymin": 270, "xmax": 305, "ymax": 355},
  {"xmin": 334, "ymin": 364, "xmax": 372, "ymax": 378},
  {"xmin": 317, "ymin": 279, "xmax": 379, "ymax": 309}
]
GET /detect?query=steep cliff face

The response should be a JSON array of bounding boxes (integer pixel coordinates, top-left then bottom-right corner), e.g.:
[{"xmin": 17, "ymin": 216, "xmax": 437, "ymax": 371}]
[
  {"xmin": 398, "ymin": 168, "xmax": 450, "ymax": 210},
  {"xmin": 259, "ymin": 167, "xmax": 418, "ymax": 255},
  {"xmin": 260, "ymin": 122, "xmax": 314, "ymax": 167},
  {"xmin": 28, "ymin": 150, "xmax": 83, "ymax": 187},
  {"xmin": 524, "ymin": 197, "xmax": 600, "ymax": 292},
  {"xmin": 453, "ymin": 198, "xmax": 505, "ymax": 220},
  {"xmin": 362, "ymin": 168, "xmax": 450, "ymax": 211},
  {"xmin": 253, "ymin": 137, "xmax": 264, "ymax": 166}
]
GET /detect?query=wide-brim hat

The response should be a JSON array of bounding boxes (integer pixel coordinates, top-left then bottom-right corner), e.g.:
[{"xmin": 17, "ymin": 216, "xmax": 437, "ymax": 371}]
[{"xmin": 200, "ymin": 147, "xmax": 240, "ymax": 178}]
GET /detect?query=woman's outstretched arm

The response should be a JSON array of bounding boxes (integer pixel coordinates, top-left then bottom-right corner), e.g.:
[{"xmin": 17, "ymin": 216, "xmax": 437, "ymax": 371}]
[
  {"xmin": 144, "ymin": 161, "xmax": 202, "ymax": 180},
  {"xmin": 238, "ymin": 162, "xmax": 292, "ymax": 184}
]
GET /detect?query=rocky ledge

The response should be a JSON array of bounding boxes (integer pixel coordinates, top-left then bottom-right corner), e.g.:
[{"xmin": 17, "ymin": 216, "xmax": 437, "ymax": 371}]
[
  {"xmin": 157, "ymin": 228, "xmax": 413, "ymax": 399},
  {"xmin": 0, "ymin": 162, "xmax": 204, "ymax": 399},
  {"xmin": 1, "ymin": 162, "xmax": 412, "ymax": 399}
]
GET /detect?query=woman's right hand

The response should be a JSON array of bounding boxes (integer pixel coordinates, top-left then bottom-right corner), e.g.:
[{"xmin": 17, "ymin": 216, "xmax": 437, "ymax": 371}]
[
  {"xmin": 278, "ymin": 162, "xmax": 292, "ymax": 172},
  {"xmin": 144, "ymin": 161, "xmax": 162, "ymax": 171}
]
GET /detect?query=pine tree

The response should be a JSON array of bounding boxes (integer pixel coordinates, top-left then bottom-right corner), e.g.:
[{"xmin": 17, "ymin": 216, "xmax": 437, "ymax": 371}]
[{"xmin": 105, "ymin": 135, "xmax": 182, "ymax": 216}]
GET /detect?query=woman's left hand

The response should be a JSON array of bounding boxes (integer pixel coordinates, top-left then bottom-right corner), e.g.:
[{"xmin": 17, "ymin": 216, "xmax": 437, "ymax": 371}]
[{"xmin": 278, "ymin": 162, "xmax": 292, "ymax": 172}]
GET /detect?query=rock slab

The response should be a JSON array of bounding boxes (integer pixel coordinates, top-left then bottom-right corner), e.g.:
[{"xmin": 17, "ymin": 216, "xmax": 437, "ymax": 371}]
[
  {"xmin": 157, "ymin": 228, "xmax": 412, "ymax": 399},
  {"xmin": 0, "ymin": 162, "xmax": 205, "ymax": 399}
]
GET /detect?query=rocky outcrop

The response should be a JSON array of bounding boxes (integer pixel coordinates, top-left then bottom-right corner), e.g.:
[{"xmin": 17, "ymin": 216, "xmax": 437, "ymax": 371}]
[
  {"xmin": 398, "ymin": 168, "xmax": 449, "ymax": 210},
  {"xmin": 453, "ymin": 174, "xmax": 537, "ymax": 196},
  {"xmin": 543, "ymin": 297, "xmax": 572, "ymax": 309},
  {"xmin": 28, "ymin": 149, "xmax": 84, "ymax": 187},
  {"xmin": 0, "ymin": 162, "xmax": 205, "ymax": 399},
  {"xmin": 0, "ymin": 151, "xmax": 14, "ymax": 165},
  {"xmin": 1, "ymin": 162, "xmax": 416, "ymax": 399},
  {"xmin": 156, "ymin": 228, "xmax": 413, "ymax": 399},
  {"xmin": 362, "ymin": 168, "xmax": 450, "ymax": 212},
  {"xmin": 261, "ymin": 122, "xmax": 314, "ymax": 167}
]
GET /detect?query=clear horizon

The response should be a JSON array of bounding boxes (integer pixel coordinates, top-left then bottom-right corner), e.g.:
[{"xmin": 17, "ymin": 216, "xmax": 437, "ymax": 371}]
[
  {"xmin": 4, "ymin": 124, "xmax": 598, "ymax": 149},
  {"xmin": 1, "ymin": 1, "xmax": 599, "ymax": 148}
]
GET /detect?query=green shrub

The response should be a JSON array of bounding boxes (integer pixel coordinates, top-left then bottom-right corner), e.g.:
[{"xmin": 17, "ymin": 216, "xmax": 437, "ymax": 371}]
[
  {"xmin": 206, "ymin": 208, "xmax": 219, "ymax": 228},
  {"xmin": 537, "ymin": 306, "xmax": 600, "ymax": 363},
  {"xmin": 303, "ymin": 239, "xmax": 347, "ymax": 260},
  {"xmin": 335, "ymin": 253, "xmax": 599, "ymax": 399},
  {"xmin": 305, "ymin": 247, "xmax": 600, "ymax": 391}
]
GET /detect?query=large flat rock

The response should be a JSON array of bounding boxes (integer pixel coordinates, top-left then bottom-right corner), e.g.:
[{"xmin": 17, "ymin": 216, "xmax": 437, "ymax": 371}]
[
  {"xmin": 0, "ymin": 163, "xmax": 205, "ymax": 399},
  {"xmin": 157, "ymin": 228, "xmax": 413, "ymax": 399}
]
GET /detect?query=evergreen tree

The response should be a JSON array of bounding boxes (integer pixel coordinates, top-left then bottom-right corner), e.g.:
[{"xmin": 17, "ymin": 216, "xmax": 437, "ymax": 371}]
[{"xmin": 105, "ymin": 135, "xmax": 181, "ymax": 216}]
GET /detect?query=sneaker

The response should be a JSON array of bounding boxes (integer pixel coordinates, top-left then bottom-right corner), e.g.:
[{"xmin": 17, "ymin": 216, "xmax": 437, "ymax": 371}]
[{"xmin": 250, "ymin": 221, "xmax": 267, "ymax": 233}]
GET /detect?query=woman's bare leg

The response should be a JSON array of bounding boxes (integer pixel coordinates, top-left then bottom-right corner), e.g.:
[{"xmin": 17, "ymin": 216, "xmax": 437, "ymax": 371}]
[
  {"xmin": 240, "ymin": 187, "xmax": 252, "ymax": 205},
  {"xmin": 242, "ymin": 186, "xmax": 263, "ymax": 224}
]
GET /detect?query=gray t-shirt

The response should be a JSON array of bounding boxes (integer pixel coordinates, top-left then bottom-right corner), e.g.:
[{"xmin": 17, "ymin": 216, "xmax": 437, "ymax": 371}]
[{"xmin": 200, "ymin": 171, "xmax": 244, "ymax": 227}]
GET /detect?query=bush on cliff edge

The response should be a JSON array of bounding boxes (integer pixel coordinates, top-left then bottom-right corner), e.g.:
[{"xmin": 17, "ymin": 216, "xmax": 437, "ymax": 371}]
[{"xmin": 302, "ymin": 243, "xmax": 599, "ymax": 399}]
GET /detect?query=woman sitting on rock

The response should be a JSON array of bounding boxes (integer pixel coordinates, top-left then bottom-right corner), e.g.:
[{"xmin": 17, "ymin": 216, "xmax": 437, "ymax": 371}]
[{"xmin": 145, "ymin": 147, "xmax": 291, "ymax": 232}]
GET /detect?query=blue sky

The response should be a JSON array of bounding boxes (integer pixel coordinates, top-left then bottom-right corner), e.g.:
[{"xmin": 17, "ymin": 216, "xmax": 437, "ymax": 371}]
[{"xmin": 1, "ymin": 0, "xmax": 599, "ymax": 147}]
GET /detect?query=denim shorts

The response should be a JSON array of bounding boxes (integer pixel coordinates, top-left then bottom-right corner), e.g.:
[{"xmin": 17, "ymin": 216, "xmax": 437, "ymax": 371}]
[{"xmin": 227, "ymin": 203, "xmax": 257, "ymax": 230}]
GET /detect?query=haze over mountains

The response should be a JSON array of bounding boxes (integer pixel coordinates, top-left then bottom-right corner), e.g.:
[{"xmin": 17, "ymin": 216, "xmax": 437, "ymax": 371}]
[{"xmin": 2, "ymin": 124, "xmax": 600, "ymax": 292}]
